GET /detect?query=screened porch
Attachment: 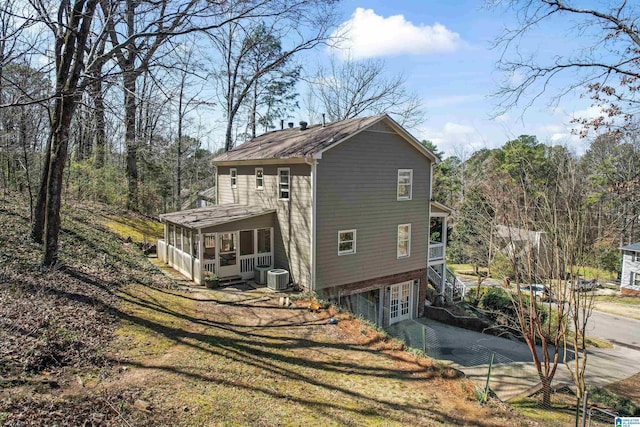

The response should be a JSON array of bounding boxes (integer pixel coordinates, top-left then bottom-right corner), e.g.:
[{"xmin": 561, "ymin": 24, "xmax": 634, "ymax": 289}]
[{"xmin": 157, "ymin": 205, "xmax": 276, "ymax": 285}]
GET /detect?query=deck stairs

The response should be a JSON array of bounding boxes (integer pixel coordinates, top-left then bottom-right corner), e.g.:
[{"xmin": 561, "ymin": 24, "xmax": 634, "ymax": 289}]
[
  {"xmin": 427, "ymin": 266, "xmax": 466, "ymax": 304},
  {"xmin": 218, "ymin": 275, "xmax": 246, "ymax": 288}
]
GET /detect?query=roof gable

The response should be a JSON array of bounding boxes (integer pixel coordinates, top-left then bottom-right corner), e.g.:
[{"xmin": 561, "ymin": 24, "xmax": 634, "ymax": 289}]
[{"xmin": 213, "ymin": 114, "xmax": 438, "ymax": 164}]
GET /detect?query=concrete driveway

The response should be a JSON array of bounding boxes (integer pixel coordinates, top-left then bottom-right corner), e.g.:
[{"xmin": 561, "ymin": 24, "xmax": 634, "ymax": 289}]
[{"xmin": 387, "ymin": 310, "xmax": 640, "ymax": 401}]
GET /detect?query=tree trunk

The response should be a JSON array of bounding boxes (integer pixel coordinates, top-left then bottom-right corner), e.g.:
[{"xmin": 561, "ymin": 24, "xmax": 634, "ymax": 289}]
[
  {"xmin": 31, "ymin": 133, "xmax": 52, "ymax": 243},
  {"xmin": 43, "ymin": 95, "xmax": 75, "ymax": 266},
  {"xmin": 91, "ymin": 78, "xmax": 107, "ymax": 169},
  {"xmin": 225, "ymin": 120, "xmax": 233, "ymax": 152},
  {"xmin": 176, "ymin": 74, "xmax": 184, "ymax": 209},
  {"xmin": 540, "ymin": 376, "xmax": 552, "ymax": 406},
  {"xmin": 19, "ymin": 109, "xmax": 34, "ymax": 220},
  {"xmin": 124, "ymin": 71, "xmax": 138, "ymax": 210}
]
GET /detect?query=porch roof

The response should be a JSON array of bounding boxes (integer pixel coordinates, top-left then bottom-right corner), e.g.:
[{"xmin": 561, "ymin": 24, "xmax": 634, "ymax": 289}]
[
  {"xmin": 620, "ymin": 242, "xmax": 640, "ymax": 252},
  {"xmin": 159, "ymin": 204, "xmax": 275, "ymax": 230}
]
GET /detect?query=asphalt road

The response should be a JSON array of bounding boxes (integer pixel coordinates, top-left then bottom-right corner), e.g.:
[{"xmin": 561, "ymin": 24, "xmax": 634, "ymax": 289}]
[
  {"xmin": 586, "ymin": 309, "xmax": 640, "ymax": 352},
  {"xmin": 387, "ymin": 307, "xmax": 640, "ymax": 400}
]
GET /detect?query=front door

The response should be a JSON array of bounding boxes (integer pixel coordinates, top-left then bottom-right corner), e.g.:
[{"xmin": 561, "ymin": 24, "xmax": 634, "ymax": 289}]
[
  {"xmin": 218, "ymin": 232, "xmax": 238, "ymax": 278},
  {"xmin": 389, "ymin": 281, "xmax": 412, "ymax": 324}
]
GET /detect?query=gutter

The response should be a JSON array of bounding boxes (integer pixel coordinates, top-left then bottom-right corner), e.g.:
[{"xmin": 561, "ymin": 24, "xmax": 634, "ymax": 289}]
[{"xmin": 305, "ymin": 155, "xmax": 317, "ymax": 291}]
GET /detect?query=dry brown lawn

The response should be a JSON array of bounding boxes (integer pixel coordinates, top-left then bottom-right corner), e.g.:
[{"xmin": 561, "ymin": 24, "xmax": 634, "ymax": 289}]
[
  {"xmin": 0, "ymin": 196, "xmax": 537, "ymax": 426},
  {"xmin": 99, "ymin": 282, "xmax": 535, "ymax": 426}
]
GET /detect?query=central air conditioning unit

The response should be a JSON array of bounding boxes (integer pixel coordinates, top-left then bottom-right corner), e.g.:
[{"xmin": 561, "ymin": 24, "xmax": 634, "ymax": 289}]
[
  {"xmin": 267, "ymin": 269, "xmax": 290, "ymax": 291},
  {"xmin": 255, "ymin": 265, "xmax": 271, "ymax": 285}
]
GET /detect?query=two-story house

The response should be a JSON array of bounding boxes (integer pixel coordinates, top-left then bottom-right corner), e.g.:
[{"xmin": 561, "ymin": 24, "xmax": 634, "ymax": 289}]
[
  {"xmin": 620, "ymin": 242, "xmax": 640, "ymax": 295},
  {"xmin": 157, "ymin": 114, "xmax": 451, "ymax": 327}
]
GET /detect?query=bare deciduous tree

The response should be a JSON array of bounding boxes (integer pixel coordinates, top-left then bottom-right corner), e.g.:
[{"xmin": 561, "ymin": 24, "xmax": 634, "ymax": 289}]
[
  {"xmin": 309, "ymin": 55, "xmax": 424, "ymax": 128},
  {"xmin": 209, "ymin": 1, "xmax": 338, "ymax": 152},
  {"xmin": 491, "ymin": 0, "xmax": 640, "ymax": 136}
]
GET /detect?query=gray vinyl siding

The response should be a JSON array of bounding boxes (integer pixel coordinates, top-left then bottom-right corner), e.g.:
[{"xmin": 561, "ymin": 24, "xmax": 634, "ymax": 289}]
[
  {"xmin": 217, "ymin": 163, "xmax": 312, "ymax": 288},
  {"xmin": 621, "ymin": 251, "xmax": 640, "ymax": 288},
  {"xmin": 315, "ymin": 130, "xmax": 431, "ymax": 291}
]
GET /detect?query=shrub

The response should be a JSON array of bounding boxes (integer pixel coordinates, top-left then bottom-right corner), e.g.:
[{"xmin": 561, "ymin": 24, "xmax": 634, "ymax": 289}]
[
  {"xmin": 587, "ymin": 385, "xmax": 640, "ymax": 416},
  {"xmin": 465, "ymin": 286, "xmax": 488, "ymax": 305},
  {"xmin": 479, "ymin": 287, "xmax": 512, "ymax": 314}
]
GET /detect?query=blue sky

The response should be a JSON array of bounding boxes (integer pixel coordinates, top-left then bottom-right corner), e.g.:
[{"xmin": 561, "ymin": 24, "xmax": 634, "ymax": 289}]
[{"xmin": 316, "ymin": 0, "xmax": 600, "ymax": 157}]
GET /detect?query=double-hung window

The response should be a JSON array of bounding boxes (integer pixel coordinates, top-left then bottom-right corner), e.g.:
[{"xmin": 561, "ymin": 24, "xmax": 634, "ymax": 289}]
[
  {"xmin": 278, "ymin": 168, "xmax": 290, "ymax": 200},
  {"xmin": 338, "ymin": 229, "xmax": 356, "ymax": 255},
  {"xmin": 397, "ymin": 224, "xmax": 411, "ymax": 258},
  {"xmin": 230, "ymin": 168, "xmax": 237, "ymax": 189},
  {"xmin": 255, "ymin": 168, "xmax": 264, "ymax": 190},
  {"xmin": 397, "ymin": 169, "xmax": 413, "ymax": 200}
]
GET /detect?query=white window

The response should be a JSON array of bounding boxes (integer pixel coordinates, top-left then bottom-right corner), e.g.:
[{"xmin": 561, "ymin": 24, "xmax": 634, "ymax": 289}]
[
  {"xmin": 397, "ymin": 169, "xmax": 413, "ymax": 201},
  {"xmin": 338, "ymin": 229, "xmax": 356, "ymax": 255},
  {"xmin": 255, "ymin": 168, "xmax": 264, "ymax": 190},
  {"xmin": 397, "ymin": 224, "xmax": 411, "ymax": 258},
  {"xmin": 230, "ymin": 168, "xmax": 237, "ymax": 189},
  {"xmin": 278, "ymin": 168, "xmax": 290, "ymax": 200}
]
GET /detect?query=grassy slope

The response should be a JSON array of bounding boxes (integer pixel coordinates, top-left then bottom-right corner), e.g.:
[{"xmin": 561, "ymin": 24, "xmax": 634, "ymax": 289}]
[{"xmin": 0, "ymin": 196, "xmax": 533, "ymax": 426}]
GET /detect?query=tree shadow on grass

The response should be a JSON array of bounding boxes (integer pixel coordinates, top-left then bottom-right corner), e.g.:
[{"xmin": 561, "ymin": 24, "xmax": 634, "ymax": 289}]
[{"xmin": 109, "ymin": 286, "xmax": 501, "ymax": 426}]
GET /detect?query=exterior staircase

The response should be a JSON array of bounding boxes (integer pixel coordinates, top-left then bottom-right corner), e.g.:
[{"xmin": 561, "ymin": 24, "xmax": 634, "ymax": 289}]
[
  {"xmin": 218, "ymin": 275, "xmax": 246, "ymax": 288},
  {"xmin": 428, "ymin": 266, "xmax": 466, "ymax": 304}
]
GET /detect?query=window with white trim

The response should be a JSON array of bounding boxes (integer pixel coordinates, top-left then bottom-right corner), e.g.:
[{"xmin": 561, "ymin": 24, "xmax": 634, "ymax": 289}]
[
  {"xmin": 397, "ymin": 224, "xmax": 411, "ymax": 258},
  {"xmin": 397, "ymin": 169, "xmax": 413, "ymax": 200},
  {"xmin": 278, "ymin": 168, "xmax": 290, "ymax": 200},
  {"xmin": 230, "ymin": 168, "xmax": 237, "ymax": 189},
  {"xmin": 338, "ymin": 229, "xmax": 356, "ymax": 255},
  {"xmin": 255, "ymin": 167, "xmax": 264, "ymax": 190}
]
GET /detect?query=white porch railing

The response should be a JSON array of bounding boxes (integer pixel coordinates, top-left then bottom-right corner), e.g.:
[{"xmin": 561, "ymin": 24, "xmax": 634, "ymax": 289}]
[
  {"xmin": 160, "ymin": 240, "xmax": 272, "ymax": 283},
  {"xmin": 239, "ymin": 253, "xmax": 273, "ymax": 279},
  {"xmin": 157, "ymin": 239, "xmax": 167, "ymax": 263},
  {"xmin": 429, "ymin": 242, "xmax": 445, "ymax": 261},
  {"xmin": 193, "ymin": 259, "xmax": 215, "ymax": 285},
  {"xmin": 257, "ymin": 253, "xmax": 272, "ymax": 267},
  {"xmin": 173, "ymin": 248, "xmax": 193, "ymax": 279},
  {"xmin": 202, "ymin": 259, "xmax": 216, "ymax": 274},
  {"xmin": 240, "ymin": 255, "xmax": 255, "ymax": 278},
  {"xmin": 168, "ymin": 245, "xmax": 175, "ymax": 266}
]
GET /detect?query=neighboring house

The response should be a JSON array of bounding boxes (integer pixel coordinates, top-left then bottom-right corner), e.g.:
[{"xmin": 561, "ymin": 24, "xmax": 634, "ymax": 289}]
[
  {"xmin": 181, "ymin": 187, "xmax": 217, "ymax": 210},
  {"xmin": 157, "ymin": 114, "xmax": 452, "ymax": 327},
  {"xmin": 494, "ymin": 225, "xmax": 559, "ymax": 280},
  {"xmin": 620, "ymin": 242, "xmax": 640, "ymax": 295}
]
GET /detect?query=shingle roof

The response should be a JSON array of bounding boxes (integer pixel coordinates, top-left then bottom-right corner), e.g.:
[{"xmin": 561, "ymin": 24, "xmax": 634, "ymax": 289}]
[
  {"xmin": 212, "ymin": 114, "xmax": 436, "ymax": 163},
  {"xmin": 159, "ymin": 204, "xmax": 274, "ymax": 230},
  {"xmin": 620, "ymin": 242, "xmax": 640, "ymax": 252}
]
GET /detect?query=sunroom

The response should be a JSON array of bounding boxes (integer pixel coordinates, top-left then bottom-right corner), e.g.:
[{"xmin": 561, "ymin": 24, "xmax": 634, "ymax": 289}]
[{"xmin": 157, "ymin": 204, "xmax": 275, "ymax": 284}]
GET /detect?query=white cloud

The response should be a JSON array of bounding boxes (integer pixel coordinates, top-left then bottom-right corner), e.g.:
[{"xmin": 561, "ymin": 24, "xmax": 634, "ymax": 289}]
[
  {"xmin": 424, "ymin": 95, "xmax": 480, "ymax": 109},
  {"xmin": 331, "ymin": 8, "xmax": 461, "ymax": 59},
  {"xmin": 493, "ymin": 113, "xmax": 511, "ymax": 123},
  {"xmin": 419, "ymin": 122, "xmax": 483, "ymax": 156}
]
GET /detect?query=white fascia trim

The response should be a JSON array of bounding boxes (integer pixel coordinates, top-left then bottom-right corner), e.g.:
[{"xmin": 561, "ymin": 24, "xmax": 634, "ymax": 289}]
[{"xmin": 213, "ymin": 158, "xmax": 307, "ymax": 166}]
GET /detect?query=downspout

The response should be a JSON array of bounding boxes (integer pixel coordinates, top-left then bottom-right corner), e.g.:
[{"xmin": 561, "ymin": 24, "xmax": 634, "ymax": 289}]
[{"xmin": 305, "ymin": 155, "xmax": 317, "ymax": 291}]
